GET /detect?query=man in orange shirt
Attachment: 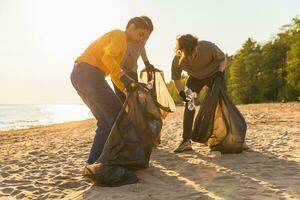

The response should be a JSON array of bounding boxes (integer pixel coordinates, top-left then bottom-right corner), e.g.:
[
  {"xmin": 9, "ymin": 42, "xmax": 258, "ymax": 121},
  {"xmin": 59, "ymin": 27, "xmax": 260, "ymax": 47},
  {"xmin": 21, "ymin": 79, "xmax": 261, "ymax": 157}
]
[{"xmin": 71, "ymin": 17, "xmax": 151, "ymax": 164}]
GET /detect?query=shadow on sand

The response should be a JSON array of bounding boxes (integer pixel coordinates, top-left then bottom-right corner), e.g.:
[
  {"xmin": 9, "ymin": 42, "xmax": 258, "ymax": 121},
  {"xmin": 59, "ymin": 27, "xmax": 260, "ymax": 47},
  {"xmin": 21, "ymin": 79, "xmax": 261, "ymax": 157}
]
[{"xmin": 71, "ymin": 144, "xmax": 299, "ymax": 200}]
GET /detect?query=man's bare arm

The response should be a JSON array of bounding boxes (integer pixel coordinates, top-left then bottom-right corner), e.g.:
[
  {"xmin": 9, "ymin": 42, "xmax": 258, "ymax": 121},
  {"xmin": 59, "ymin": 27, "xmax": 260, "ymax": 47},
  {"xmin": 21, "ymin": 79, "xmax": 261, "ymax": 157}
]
[{"xmin": 141, "ymin": 47, "xmax": 148, "ymax": 62}]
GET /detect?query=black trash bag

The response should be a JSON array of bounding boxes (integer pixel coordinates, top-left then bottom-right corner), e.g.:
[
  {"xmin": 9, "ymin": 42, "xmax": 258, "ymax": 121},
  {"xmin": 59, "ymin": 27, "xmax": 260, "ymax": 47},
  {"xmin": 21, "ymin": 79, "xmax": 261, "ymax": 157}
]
[
  {"xmin": 99, "ymin": 84, "xmax": 162, "ymax": 168},
  {"xmin": 140, "ymin": 69, "xmax": 176, "ymax": 146},
  {"xmin": 140, "ymin": 69, "xmax": 176, "ymax": 119},
  {"xmin": 84, "ymin": 84, "xmax": 162, "ymax": 186},
  {"xmin": 84, "ymin": 164, "xmax": 138, "ymax": 187},
  {"xmin": 191, "ymin": 74, "xmax": 247, "ymax": 154}
]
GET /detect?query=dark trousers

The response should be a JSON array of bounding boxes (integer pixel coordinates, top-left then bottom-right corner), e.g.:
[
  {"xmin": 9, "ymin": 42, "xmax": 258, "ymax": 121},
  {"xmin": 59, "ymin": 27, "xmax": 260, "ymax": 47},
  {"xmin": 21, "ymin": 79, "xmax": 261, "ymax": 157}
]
[
  {"xmin": 183, "ymin": 75, "xmax": 214, "ymax": 140},
  {"xmin": 113, "ymin": 70, "xmax": 138, "ymax": 103},
  {"xmin": 70, "ymin": 63, "xmax": 122, "ymax": 164}
]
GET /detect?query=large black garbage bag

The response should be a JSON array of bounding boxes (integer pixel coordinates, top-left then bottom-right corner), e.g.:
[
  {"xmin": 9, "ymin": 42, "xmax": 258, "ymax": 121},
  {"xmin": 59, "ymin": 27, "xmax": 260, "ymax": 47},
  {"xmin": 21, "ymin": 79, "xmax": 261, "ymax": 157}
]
[
  {"xmin": 191, "ymin": 75, "xmax": 247, "ymax": 153},
  {"xmin": 140, "ymin": 69, "xmax": 176, "ymax": 146},
  {"xmin": 140, "ymin": 69, "xmax": 176, "ymax": 119},
  {"xmin": 84, "ymin": 164, "xmax": 138, "ymax": 187},
  {"xmin": 99, "ymin": 85, "xmax": 162, "ymax": 168},
  {"xmin": 84, "ymin": 84, "xmax": 162, "ymax": 186}
]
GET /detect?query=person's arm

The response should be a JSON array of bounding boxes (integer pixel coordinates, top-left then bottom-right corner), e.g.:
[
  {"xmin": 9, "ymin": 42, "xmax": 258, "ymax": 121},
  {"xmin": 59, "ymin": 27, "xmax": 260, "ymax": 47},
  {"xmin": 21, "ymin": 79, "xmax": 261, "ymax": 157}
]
[
  {"xmin": 141, "ymin": 47, "xmax": 155, "ymax": 71},
  {"xmin": 171, "ymin": 56, "xmax": 188, "ymax": 102},
  {"xmin": 174, "ymin": 79, "xmax": 188, "ymax": 102},
  {"xmin": 211, "ymin": 43, "xmax": 226, "ymax": 72},
  {"xmin": 102, "ymin": 32, "xmax": 124, "ymax": 74},
  {"xmin": 174, "ymin": 79, "xmax": 184, "ymax": 93},
  {"xmin": 102, "ymin": 31, "xmax": 126, "ymax": 91},
  {"xmin": 141, "ymin": 47, "xmax": 148, "ymax": 62}
]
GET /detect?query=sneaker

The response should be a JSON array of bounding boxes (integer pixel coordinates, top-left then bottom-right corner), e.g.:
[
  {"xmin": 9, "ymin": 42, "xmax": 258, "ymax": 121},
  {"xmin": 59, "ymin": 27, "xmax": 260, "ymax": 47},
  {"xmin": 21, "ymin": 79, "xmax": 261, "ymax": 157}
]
[
  {"xmin": 81, "ymin": 164, "xmax": 97, "ymax": 176},
  {"xmin": 80, "ymin": 162, "xmax": 89, "ymax": 175},
  {"xmin": 174, "ymin": 139, "xmax": 193, "ymax": 153}
]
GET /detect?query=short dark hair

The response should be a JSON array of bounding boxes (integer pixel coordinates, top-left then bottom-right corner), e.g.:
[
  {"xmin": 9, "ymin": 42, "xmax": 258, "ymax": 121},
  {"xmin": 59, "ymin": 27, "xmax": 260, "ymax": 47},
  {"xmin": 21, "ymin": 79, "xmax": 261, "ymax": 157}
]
[
  {"xmin": 126, "ymin": 17, "xmax": 150, "ymax": 32},
  {"xmin": 176, "ymin": 34, "xmax": 198, "ymax": 56},
  {"xmin": 140, "ymin": 16, "xmax": 153, "ymax": 33}
]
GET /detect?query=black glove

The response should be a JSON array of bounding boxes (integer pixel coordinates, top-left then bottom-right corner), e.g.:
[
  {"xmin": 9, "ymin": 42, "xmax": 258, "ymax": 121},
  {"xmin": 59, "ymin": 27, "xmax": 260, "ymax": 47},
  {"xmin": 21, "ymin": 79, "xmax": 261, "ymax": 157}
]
[
  {"xmin": 120, "ymin": 74, "xmax": 137, "ymax": 93},
  {"xmin": 144, "ymin": 60, "xmax": 155, "ymax": 71},
  {"xmin": 179, "ymin": 91, "xmax": 188, "ymax": 102}
]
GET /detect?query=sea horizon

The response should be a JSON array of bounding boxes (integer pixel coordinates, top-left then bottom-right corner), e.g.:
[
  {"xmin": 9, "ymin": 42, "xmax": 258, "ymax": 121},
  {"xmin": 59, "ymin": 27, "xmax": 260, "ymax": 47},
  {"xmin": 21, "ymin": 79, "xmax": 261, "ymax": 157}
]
[{"xmin": 0, "ymin": 104, "xmax": 93, "ymax": 131}]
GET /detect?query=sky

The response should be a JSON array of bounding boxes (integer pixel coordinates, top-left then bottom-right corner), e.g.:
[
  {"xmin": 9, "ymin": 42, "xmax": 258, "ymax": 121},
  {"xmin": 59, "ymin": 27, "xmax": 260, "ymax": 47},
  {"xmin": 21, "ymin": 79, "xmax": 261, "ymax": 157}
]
[{"xmin": 0, "ymin": 0, "xmax": 299, "ymax": 104}]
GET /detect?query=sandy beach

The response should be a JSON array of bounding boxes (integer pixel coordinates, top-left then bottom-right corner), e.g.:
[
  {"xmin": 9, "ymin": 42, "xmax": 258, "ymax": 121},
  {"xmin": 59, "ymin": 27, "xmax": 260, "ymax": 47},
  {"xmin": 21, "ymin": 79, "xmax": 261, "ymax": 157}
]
[{"xmin": 0, "ymin": 103, "xmax": 299, "ymax": 200}]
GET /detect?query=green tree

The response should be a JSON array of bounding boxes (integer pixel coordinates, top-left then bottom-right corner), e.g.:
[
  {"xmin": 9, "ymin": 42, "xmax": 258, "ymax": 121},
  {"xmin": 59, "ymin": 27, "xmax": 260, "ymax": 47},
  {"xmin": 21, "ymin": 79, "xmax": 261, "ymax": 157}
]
[
  {"xmin": 228, "ymin": 38, "xmax": 262, "ymax": 104},
  {"xmin": 285, "ymin": 18, "xmax": 300, "ymax": 99},
  {"xmin": 276, "ymin": 17, "xmax": 300, "ymax": 100},
  {"xmin": 259, "ymin": 40, "xmax": 288, "ymax": 101},
  {"xmin": 286, "ymin": 38, "xmax": 300, "ymax": 91}
]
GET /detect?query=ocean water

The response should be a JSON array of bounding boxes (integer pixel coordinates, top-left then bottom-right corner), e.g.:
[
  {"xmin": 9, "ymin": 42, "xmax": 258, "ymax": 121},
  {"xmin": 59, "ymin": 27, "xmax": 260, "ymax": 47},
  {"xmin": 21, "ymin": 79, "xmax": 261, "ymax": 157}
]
[{"xmin": 0, "ymin": 104, "xmax": 93, "ymax": 131}]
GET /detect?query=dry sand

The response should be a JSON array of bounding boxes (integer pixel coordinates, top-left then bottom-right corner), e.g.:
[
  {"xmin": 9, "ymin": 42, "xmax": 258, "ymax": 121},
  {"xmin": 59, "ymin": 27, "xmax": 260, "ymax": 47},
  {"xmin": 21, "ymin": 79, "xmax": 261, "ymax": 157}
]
[{"xmin": 0, "ymin": 103, "xmax": 299, "ymax": 200}]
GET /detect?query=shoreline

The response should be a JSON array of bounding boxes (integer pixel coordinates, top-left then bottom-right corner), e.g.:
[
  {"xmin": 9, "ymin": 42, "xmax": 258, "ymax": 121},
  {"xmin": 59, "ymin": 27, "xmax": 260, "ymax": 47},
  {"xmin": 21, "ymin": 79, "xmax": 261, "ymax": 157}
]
[
  {"xmin": 0, "ymin": 102, "xmax": 296, "ymax": 133},
  {"xmin": 0, "ymin": 104, "xmax": 92, "ymax": 132},
  {"xmin": 0, "ymin": 118, "xmax": 94, "ymax": 134},
  {"xmin": 0, "ymin": 103, "xmax": 299, "ymax": 199}
]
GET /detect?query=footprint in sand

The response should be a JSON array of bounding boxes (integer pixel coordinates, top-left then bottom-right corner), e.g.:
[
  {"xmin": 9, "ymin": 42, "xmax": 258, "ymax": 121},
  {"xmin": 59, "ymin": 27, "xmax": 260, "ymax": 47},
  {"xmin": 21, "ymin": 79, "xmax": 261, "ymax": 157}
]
[
  {"xmin": 1, "ymin": 172, "xmax": 10, "ymax": 178},
  {"xmin": 1, "ymin": 187, "xmax": 14, "ymax": 195}
]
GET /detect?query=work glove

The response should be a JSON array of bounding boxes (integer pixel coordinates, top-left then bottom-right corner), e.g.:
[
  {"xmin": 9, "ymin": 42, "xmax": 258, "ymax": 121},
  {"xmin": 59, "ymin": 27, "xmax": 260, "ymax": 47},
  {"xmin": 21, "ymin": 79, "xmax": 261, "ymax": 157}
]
[
  {"xmin": 120, "ymin": 73, "xmax": 137, "ymax": 93},
  {"xmin": 179, "ymin": 90, "xmax": 188, "ymax": 102},
  {"xmin": 144, "ymin": 60, "xmax": 155, "ymax": 72}
]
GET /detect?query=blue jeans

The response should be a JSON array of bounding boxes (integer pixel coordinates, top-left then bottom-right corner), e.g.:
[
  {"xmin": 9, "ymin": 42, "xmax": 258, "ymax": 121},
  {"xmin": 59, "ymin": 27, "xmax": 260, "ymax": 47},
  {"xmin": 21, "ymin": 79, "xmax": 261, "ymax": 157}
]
[{"xmin": 70, "ymin": 62, "xmax": 122, "ymax": 164}]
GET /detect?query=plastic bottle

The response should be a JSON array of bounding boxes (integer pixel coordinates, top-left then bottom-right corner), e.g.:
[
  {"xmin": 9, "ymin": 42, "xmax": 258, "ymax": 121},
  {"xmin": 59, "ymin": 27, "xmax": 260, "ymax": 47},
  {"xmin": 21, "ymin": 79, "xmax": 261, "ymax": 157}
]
[{"xmin": 185, "ymin": 88, "xmax": 197, "ymax": 111}]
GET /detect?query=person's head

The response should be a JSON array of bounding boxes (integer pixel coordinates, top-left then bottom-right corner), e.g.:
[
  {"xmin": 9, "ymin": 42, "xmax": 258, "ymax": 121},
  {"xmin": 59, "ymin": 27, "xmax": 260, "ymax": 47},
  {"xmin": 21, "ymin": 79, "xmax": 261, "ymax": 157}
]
[
  {"xmin": 175, "ymin": 34, "xmax": 198, "ymax": 62},
  {"xmin": 126, "ymin": 16, "xmax": 152, "ymax": 43},
  {"xmin": 140, "ymin": 16, "xmax": 153, "ymax": 34}
]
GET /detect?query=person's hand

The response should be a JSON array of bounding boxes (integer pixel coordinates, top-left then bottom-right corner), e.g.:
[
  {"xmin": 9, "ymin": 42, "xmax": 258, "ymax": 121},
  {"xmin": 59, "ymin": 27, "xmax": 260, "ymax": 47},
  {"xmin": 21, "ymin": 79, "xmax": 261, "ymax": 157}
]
[
  {"xmin": 120, "ymin": 73, "xmax": 137, "ymax": 93},
  {"xmin": 179, "ymin": 91, "xmax": 188, "ymax": 102},
  {"xmin": 144, "ymin": 60, "xmax": 155, "ymax": 71}
]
